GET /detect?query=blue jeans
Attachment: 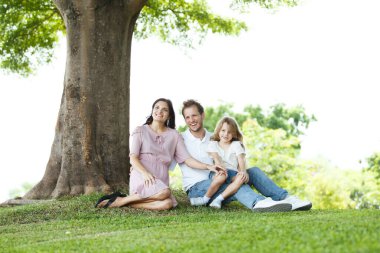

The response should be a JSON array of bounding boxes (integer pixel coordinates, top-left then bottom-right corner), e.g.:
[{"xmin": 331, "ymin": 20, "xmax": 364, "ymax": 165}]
[{"xmin": 187, "ymin": 167, "xmax": 288, "ymax": 209}]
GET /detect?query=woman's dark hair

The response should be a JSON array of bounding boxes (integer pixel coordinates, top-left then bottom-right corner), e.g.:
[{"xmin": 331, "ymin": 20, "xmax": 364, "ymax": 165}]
[{"xmin": 144, "ymin": 98, "xmax": 176, "ymax": 129}]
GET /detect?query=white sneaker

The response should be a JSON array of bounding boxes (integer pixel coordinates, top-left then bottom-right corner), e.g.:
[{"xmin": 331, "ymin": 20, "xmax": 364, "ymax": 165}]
[
  {"xmin": 209, "ymin": 199, "xmax": 222, "ymax": 209},
  {"xmin": 252, "ymin": 198, "xmax": 292, "ymax": 212},
  {"xmin": 190, "ymin": 197, "xmax": 208, "ymax": 206},
  {"xmin": 283, "ymin": 195, "xmax": 312, "ymax": 211}
]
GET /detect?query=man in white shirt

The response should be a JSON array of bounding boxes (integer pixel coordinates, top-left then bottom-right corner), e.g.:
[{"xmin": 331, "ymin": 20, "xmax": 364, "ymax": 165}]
[{"xmin": 178, "ymin": 99, "xmax": 312, "ymax": 212}]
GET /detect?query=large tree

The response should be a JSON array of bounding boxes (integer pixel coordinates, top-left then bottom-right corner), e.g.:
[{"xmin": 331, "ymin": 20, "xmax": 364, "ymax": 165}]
[{"xmin": 0, "ymin": 0, "xmax": 298, "ymax": 199}]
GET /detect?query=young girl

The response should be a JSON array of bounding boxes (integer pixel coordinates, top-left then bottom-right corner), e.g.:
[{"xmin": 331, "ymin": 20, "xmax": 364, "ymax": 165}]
[{"xmin": 190, "ymin": 116, "xmax": 248, "ymax": 208}]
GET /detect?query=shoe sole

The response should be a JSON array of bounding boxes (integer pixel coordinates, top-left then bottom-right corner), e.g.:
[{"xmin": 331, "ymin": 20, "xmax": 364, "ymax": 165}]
[
  {"xmin": 190, "ymin": 201, "xmax": 207, "ymax": 206},
  {"xmin": 253, "ymin": 203, "xmax": 292, "ymax": 213},
  {"xmin": 293, "ymin": 203, "xmax": 312, "ymax": 211}
]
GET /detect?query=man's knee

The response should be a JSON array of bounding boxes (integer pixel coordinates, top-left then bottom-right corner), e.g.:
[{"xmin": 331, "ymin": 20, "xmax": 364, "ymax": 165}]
[
  {"xmin": 187, "ymin": 180, "xmax": 211, "ymax": 198},
  {"xmin": 247, "ymin": 166, "xmax": 261, "ymax": 176}
]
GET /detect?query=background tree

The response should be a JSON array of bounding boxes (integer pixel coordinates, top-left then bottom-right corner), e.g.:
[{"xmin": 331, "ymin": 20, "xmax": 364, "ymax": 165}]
[
  {"xmin": 191, "ymin": 102, "xmax": 316, "ymax": 139},
  {"xmin": 244, "ymin": 103, "xmax": 317, "ymax": 137},
  {"xmin": 365, "ymin": 152, "xmax": 380, "ymax": 181},
  {"xmin": 0, "ymin": 0, "xmax": 299, "ymax": 199}
]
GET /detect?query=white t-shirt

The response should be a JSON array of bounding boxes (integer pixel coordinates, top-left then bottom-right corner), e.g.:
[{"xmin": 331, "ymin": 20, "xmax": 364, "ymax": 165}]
[
  {"xmin": 178, "ymin": 129, "xmax": 213, "ymax": 191},
  {"xmin": 207, "ymin": 140, "xmax": 245, "ymax": 171}
]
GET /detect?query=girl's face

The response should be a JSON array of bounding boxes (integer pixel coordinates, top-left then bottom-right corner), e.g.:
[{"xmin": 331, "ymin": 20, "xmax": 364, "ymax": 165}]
[
  {"xmin": 218, "ymin": 122, "xmax": 233, "ymax": 144},
  {"xmin": 152, "ymin": 101, "xmax": 170, "ymax": 123}
]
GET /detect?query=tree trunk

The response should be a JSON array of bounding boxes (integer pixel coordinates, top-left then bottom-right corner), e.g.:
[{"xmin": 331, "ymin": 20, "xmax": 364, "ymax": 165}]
[{"xmin": 24, "ymin": 0, "xmax": 146, "ymax": 199}]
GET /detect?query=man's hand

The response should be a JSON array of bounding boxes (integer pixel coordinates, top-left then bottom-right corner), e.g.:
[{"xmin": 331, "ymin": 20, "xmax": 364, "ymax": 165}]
[
  {"xmin": 237, "ymin": 170, "xmax": 249, "ymax": 184},
  {"xmin": 206, "ymin": 164, "xmax": 226, "ymax": 174},
  {"xmin": 215, "ymin": 164, "xmax": 227, "ymax": 173}
]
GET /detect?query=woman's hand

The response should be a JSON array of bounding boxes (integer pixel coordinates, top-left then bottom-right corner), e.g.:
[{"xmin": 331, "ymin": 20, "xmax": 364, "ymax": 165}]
[{"xmin": 142, "ymin": 171, "xmax": 156, "ymax": 187}]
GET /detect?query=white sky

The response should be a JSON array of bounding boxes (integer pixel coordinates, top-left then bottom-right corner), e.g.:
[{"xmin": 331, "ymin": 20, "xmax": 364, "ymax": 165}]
[{"xmin": 1, "ymin": 0, "xmax": 379, "ymax": 202}]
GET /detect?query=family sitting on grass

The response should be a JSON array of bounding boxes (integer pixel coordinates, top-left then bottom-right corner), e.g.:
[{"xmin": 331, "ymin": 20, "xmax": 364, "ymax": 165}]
[{"xmin": 95, "ymin": 98, "xmax": 312, "ymax": 212}]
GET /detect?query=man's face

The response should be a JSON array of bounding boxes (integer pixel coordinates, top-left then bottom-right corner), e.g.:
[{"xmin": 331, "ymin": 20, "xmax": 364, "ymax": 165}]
[{"xmin": 183, "ymin": 105, "xmax": 204, "ymax": 133}]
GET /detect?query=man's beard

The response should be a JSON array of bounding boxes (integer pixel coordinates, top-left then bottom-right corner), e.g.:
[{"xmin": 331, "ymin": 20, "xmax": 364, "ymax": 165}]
[{"xmin": 189, "ymin": 123, "xmax": 202, "ymax": 133}]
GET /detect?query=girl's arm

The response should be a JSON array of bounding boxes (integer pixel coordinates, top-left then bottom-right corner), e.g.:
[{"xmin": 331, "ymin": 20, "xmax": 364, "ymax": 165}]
[
  {"xmin": 130, "ymin": 154, "xmax": 156, "ymax": 186},
  {"xmin": 237, "ymin": 154, "xmax": 247, "ymax": 172},
  {"xmin": 237, "ymin": 154, "xmax": 249, "ymax": 183}
]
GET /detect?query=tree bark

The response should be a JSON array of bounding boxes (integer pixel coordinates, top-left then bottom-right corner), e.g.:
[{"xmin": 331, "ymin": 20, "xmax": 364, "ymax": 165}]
[{"xmin": 24, "ymin": 0, "xmax": 146, "ymax": 199}]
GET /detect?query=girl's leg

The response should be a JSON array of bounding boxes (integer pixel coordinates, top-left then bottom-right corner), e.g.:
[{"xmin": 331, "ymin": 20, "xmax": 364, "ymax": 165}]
[
  {"xmin": 190, "ymin": 172, "xmax": 226, "ymax": 206},
  {"xmin": 220, "ymin": 174, "xmax": 245, "ymax": 199},
  {"xmin": 209, "ymin": 174, "xmax": 245, "ymax": 209},
  {"xmin": 204, "ymin": 172, "xmax": 227, "ymax": 198}
]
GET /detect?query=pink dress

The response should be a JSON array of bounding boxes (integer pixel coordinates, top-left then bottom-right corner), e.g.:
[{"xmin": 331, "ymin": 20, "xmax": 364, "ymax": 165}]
[{"xmin": 129, "ymin": 125, "xmax": 190, "ymax": 207}]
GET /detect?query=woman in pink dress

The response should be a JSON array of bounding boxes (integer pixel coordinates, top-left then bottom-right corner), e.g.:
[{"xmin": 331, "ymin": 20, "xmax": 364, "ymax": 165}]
[{"xmin": 96, "ymin": 98, "xmax": 220, "ymax": 210}]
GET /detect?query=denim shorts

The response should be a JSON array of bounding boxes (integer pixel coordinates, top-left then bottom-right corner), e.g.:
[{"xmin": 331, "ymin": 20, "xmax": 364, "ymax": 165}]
[
  {"xmin": 187, "ymin": 169, "xmax": 238, "ymax": 204},
  {"xmin": 186, "ymin": 179, "xmax": 212, "ymax": 198}
]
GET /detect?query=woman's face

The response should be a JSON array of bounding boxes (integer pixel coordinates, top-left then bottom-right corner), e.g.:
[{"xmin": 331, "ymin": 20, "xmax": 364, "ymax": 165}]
[
  {"xmin": 152, "ymin": 101, "xmax": 170, "ymax": 123},
  {"xmin": 218, "ymin": 122, "xmax": 233, "ymax": 144}
]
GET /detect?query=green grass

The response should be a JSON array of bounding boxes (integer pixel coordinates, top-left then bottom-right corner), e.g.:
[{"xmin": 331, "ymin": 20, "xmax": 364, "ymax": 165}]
[{"xmin": 1, "ymin": 191, "xmax": 379, "ymax": 253}]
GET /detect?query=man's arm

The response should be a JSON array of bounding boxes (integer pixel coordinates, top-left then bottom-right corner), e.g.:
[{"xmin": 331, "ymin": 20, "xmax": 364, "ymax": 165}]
[
  {"xmin": 208, "ymin": 152, "xmax": 224, "ymax": 167},
  {"xmin": 184, "ymin": 157, "xmax": 225, "ymax": 173}
]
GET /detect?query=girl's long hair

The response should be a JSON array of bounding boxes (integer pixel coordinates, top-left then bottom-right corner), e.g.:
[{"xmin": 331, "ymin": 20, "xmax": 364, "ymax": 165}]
[
  {"xmin": 144, "ymin": 98, "xmax": 176, "ymax": 129},
  {"xmin": 211, "ymin": 116, "xmax": 243, "ymax": 143}
]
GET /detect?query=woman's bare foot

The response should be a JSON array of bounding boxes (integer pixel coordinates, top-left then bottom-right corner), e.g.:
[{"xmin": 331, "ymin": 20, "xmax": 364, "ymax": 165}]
[{"xmin": 97, "ymin": 197, "xmax": 119, "ymax": 208}]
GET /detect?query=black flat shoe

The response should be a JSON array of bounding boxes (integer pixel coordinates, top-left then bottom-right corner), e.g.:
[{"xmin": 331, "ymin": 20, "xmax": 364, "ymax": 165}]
[
  {"xmin": 95, "ymin": 191, "xmax": 127, "ymax": 208},
  {"xmin": 103, "ymin": 196, "xmax": 118, "ymax": 208}
]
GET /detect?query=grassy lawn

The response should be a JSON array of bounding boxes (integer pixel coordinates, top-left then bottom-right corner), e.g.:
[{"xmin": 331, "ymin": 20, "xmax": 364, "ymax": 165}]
[{"xmin": 1, "ymin": 191, "xmax": 379, "ymax": 253}]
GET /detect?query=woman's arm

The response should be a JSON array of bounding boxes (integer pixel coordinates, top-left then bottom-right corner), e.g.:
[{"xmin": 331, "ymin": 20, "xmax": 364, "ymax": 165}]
[{"xmin": 130, "ymin": 154, "xmax": 156, "ymax": 186}]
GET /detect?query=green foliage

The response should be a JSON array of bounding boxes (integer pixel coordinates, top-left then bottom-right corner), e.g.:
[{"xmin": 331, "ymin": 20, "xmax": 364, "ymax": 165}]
[
  {"xmin": 231, "ymin": 0, "xmax": 298, "ymax": 10},
  {"xmin": 0, "ymin": 0, "xmax": 299, "ymax": 76},
  {"xmin": 203, "ymin": 102, "xmax": 240, "ymax": 132},
  {"xmin": 169, "ymin": 166, "xmax": 184, "ymax": 190},
  {"xmin": 8, "ymin": 182, "xmax": 34, "ymax": 199},
  {"xmin": 305, "ymin": 168, "xmax": 355, "ymax": 209},
  {"xmin": 349, "ymin": 170, "xmax": 380, "ymax": 209},
  {"xmin": 1, "ymin": 194, "xmax": 380, "ymax": 252},
  {"xmin": 135, "ymin": 0, "xmax": 247, "ymax": 47},
  {"xmin": 245, "ymin": 103, "xmax": 317, "ymax": 137},
  {"xmin": 365, "ymin": 152, "xmax": 380, "ymax": 180},
  {"xmin": 0, "ymin": 0, "xmax": 64, "ymax": 75},
  {"xmin": 243, "ymin": 119, "xmax": 300, "ymax": 179},
  {"xmin": 299, "ymin": 159, "xmax": 380, "ymax": 210},
  {"xmin": 201, "ymin": 102, "xmax": 316, "ymax": 138}
]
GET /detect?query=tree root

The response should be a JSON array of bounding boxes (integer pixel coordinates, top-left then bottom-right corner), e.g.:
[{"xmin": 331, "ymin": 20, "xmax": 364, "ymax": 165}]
[{"xmin": 0, "ymin": 197, "xmax": 53, "ymax": 207}]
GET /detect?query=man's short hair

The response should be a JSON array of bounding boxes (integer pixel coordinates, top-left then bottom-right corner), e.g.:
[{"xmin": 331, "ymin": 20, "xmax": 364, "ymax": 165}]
[{"xmin": 182, "ymin": 99, "xmax": 204, "ymax": 117}]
